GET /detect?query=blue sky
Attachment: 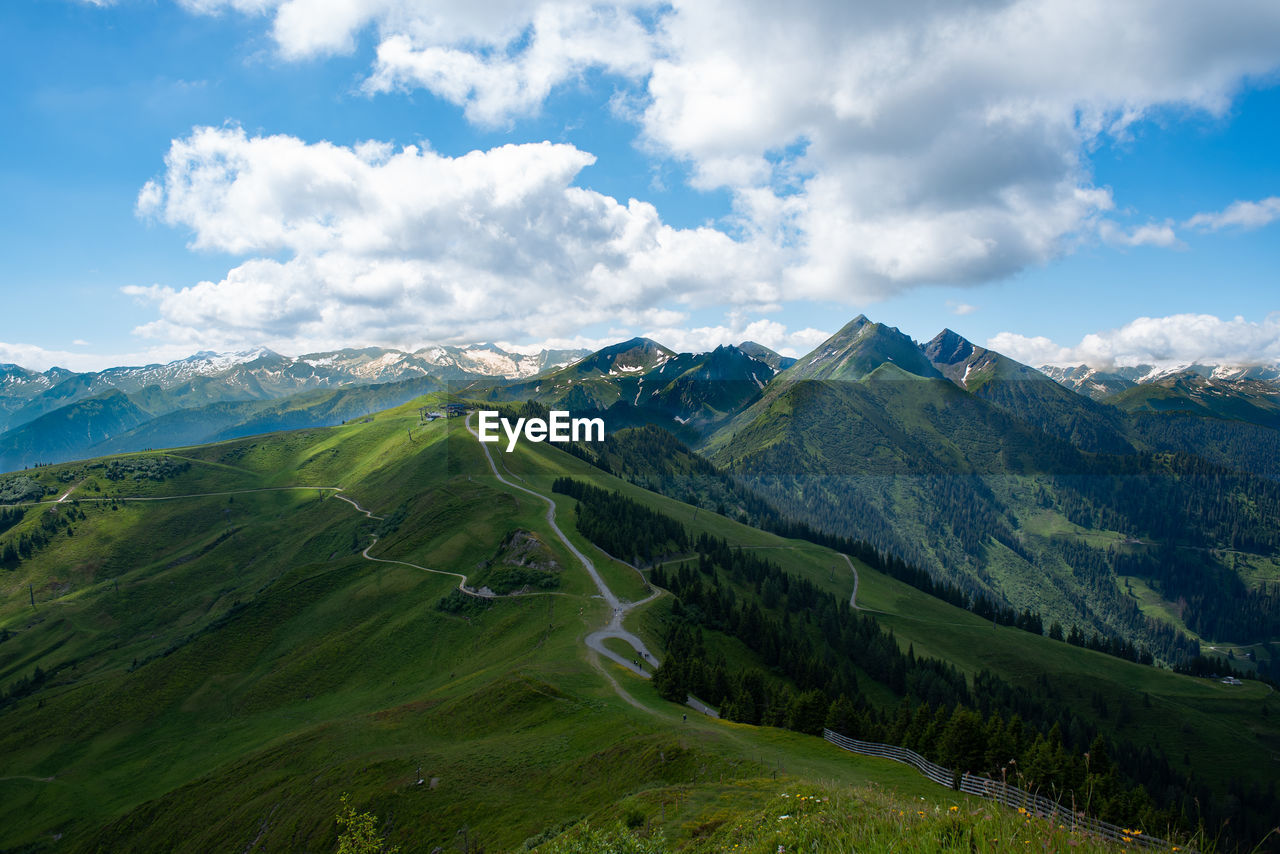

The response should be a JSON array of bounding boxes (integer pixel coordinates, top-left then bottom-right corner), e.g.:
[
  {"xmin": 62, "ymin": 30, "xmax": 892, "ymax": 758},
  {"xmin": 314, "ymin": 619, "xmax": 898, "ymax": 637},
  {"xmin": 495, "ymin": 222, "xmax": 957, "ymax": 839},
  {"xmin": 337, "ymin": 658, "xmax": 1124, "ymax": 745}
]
[{"xmin": 2, "ymin": 0, "xmax": 1278, "ymax": 371}]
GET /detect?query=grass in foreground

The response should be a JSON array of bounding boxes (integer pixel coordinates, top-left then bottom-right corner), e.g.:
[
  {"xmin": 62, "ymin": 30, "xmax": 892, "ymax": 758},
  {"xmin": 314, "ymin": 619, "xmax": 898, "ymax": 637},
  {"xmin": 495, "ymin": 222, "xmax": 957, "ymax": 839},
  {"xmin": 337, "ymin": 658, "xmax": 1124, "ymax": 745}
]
[{"xmin": 531, "ymin": 778, "xmax": 1183, "ymax": 853}]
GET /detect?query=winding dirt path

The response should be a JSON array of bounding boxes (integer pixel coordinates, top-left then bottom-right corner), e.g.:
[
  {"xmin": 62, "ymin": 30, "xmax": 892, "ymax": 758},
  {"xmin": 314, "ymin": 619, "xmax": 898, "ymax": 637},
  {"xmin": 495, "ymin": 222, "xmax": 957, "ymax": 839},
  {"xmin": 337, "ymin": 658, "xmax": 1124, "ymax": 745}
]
[
  {"xmin": 335, "ymin": 489, "xmax": 574, "ymax": 602},
  {"xmin": 840, "ymin": 553, "xmax": 863, "ymax": 610},
  {"xmin": 9, "ymin": 486, "xmax": 346, "ymax": 508},
  {"xmin": 464, "ymin": 412, "xmax": 718, "ymax": 718}
]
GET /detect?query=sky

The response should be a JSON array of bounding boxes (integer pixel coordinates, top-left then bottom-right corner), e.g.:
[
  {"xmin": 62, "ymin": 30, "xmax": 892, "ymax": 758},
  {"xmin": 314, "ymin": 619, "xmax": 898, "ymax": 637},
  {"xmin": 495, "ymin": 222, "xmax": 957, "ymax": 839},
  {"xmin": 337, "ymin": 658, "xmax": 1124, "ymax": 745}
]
[{"xmin": 2, "ymin": 0, "xmax": 1279, "ymax": 372}]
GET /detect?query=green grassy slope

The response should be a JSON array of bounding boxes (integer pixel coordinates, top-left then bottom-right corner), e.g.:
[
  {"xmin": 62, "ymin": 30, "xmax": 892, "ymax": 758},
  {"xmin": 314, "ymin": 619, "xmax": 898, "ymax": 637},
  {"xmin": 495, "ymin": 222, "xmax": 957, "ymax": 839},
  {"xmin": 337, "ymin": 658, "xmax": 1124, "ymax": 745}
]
[
  {"xmin": 0, "ymin": 398, "xmax": 1267, "ymax": 851},
  {"xmin": 0, "ymin": 400, "xmax": 975, "ymax": 853}
]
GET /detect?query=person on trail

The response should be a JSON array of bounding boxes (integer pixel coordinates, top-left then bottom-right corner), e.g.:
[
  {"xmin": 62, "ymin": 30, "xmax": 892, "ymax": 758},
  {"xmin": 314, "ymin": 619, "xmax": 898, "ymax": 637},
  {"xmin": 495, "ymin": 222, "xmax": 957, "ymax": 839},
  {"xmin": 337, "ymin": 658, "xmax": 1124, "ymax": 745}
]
[{"xmin": 682, "ymin": 714, "xmax": 687, "ymax": 722}]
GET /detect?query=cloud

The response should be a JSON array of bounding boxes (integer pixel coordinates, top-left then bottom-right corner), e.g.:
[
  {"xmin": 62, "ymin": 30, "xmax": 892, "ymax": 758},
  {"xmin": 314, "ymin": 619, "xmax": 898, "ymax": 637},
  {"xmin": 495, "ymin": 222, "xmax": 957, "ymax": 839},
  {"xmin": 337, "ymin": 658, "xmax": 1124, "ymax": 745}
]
[
  {"xmin": 637, "ymin": 318, "xmax": 830, "ymax": 358},
  {"xmin": 131, "ymin": 125, "xmax": 784, "ymax": 352},
  {"xmin": 0, "ymin": 341, "xmax": 196, "ymax": 373},
  {"xmin": 643, "ymin": 0, "xmax": 1280, "ymax": 299},
  {"xmin": 1184, "ymin": 196, "xmax": 1280, "ymax": 231},
  {"xmin": 363, "ymin": 5, "xmax": 658, "ymax": 127},
  {"xmin": 989, "ymin": 313, "xmax": 1280, "ymax": 368},
  {"xmin": 947, "ymin": 301, "xmax": 977, "ymax": 316},
  {"xmin": 1097, "ymin": 220, "xmax": 1182, "ymax": 248},
  {"xmin": 173, "ymin": 0, "xmax": 1280, "ymax": 304}
]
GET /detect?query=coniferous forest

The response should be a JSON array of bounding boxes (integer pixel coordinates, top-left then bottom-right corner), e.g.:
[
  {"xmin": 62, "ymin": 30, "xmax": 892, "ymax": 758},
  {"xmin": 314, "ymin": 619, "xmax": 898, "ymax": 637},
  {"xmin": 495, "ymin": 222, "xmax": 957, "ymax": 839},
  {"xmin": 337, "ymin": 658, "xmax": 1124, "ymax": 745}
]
[{"xmin": 558, "ymin": 477, "xmax": 1278, "ymax": 848}]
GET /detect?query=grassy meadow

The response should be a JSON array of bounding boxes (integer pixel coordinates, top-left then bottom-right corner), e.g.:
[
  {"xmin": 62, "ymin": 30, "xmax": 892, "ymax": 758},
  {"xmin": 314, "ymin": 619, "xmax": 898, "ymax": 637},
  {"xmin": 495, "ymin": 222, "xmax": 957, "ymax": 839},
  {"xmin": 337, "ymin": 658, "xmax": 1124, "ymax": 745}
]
[{"xmin": 0, "ymin": 397, "xmax": 1267, "ymax": 851}]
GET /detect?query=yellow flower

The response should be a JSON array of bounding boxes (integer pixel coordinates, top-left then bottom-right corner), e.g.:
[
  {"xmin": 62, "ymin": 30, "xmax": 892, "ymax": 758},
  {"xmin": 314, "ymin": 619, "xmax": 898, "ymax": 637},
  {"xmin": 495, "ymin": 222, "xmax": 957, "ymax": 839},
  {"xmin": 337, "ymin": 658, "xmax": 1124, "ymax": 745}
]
[{"xmin": 949, "ymin": 806, "xmax": 959, "ymax": 812}]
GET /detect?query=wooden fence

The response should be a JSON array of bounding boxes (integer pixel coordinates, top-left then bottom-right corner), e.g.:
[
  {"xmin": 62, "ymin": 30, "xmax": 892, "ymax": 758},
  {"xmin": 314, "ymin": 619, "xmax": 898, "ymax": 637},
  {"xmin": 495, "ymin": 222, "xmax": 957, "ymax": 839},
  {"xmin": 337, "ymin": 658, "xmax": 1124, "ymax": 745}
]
[{"xmin": 823, "ymin": 729, "xmax": 1183, "ymax": 851}]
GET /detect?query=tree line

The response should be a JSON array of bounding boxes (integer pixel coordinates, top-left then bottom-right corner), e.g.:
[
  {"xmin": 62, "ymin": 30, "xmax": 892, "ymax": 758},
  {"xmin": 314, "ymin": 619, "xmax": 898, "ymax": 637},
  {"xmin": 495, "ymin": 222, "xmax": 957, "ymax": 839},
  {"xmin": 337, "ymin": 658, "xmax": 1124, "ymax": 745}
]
[
  {"xmin": 551, "ymin": 477, "xmax": 688, "ymax": 565},
  {"xmin": 558, "ymin": 479, "xmax": 1274, "ymax": 848}
]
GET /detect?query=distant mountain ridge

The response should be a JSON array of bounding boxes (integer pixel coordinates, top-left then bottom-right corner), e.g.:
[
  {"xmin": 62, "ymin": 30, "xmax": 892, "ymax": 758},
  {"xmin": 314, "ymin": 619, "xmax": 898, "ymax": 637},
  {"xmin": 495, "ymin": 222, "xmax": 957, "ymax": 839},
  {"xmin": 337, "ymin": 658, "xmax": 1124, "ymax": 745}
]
[
  {"xmin": 1039, "ymin": 361, "xmax": 1280, "ymax": 400},
  {"xmin": 0, "ymin": 344, "xmax": 590, "ymax": 471},
  {"xmin": 0, "ymin": 338, "xmax": 793, "ymax": 470},
  {"xmin": 0, "ymin": 344, "xmax": 589, "ymax": 435}
]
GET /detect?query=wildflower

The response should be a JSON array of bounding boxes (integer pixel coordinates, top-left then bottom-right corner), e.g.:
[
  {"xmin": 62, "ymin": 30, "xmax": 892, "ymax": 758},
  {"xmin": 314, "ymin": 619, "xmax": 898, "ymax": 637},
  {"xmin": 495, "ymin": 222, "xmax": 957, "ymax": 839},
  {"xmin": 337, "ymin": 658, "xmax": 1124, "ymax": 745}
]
[{"xmin": 949, "ymin": 806, "xmax": 959, "ymax": 812}]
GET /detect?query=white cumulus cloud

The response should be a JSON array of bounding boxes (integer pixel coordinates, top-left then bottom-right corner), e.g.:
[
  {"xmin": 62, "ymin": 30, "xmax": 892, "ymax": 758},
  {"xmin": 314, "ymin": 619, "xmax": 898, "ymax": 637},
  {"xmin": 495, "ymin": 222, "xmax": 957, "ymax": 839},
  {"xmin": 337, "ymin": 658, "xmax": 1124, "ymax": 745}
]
[
  {"xmin": 638, "ymin": 318, "xmax": 830, "ymax": 358},
  {"xmin": 363, "ymin": 4, "xmax": 659, "ymax": 127},
  {"xmin": 1184, "ymin": 196, "xmax": 1280, "ymax": 231},
  {"xmin": 990, "ymin": 313, "xmax": 1280, "ymax": 368},
  {"xmin": 1097, "ymin": 220, "xmax": 1182, "ymax": 249},
  {"xmin": 130, "ymin": 125, "xmax": 784, "ymax": 352},
  {"xmin": 172, "ymin": 0, "xmax": 1280, "ymax": 305}
]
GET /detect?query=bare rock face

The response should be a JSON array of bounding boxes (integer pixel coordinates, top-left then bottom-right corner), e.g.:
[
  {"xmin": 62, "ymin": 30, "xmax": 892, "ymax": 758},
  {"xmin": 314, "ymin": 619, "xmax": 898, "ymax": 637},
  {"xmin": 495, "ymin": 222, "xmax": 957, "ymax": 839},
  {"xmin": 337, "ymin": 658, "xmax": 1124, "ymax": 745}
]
[{"xmin": 492, "ymin": 529, "xmax": 561, "ymax": 572}]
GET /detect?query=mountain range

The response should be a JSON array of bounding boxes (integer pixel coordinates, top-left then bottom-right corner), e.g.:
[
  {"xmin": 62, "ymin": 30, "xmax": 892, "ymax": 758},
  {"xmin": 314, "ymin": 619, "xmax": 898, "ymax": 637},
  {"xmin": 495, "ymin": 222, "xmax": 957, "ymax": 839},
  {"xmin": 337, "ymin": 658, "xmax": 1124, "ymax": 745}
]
[
  {"xmin": 452, "ymin": 314, "xmax": 1279, "ymax": 674},
  {"xmin": 7, "ymin": 326, "xmax": 1280, "ymax": 474},
  {"xmin": 2, "ymin": 315, "xmax": 1278, "ymax": 850},
  {"xmin": 4, "ymin": 315, "xmax": 1280, "ymax": 659},
  {"xmin": 0, "ymin": 344, "xmax": 589, "ymax": 470}
]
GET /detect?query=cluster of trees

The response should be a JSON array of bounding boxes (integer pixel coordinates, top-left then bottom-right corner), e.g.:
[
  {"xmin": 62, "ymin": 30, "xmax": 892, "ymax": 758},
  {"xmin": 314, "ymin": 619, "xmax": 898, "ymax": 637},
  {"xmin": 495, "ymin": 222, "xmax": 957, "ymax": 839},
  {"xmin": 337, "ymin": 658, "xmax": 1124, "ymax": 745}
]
[
  {"xmin": 1176, "ymin": 655, "xmax": 1252, "ymax": 681},
  {"xmin": 1058, "ymin": 623, "xmax": 1154, "ymax": 665},
  {"xmin": 1048, "ymin": 539, "xmax": 1202, "ymax": 666},
  {"xmin": 1128, "ymin": 411, "xmax": 1280, "ymax": 481},
  {"xmin": 1051, "ymin": 451, "xmax": 1280, "ymax": 554},
  {"xmin": 1, "ymin": 504, "xmax": 84, "ymax": 568},
  {"xmin": 551, "ymin": 478, "xmax": 688, "ymax": 565},
  {"xmin": 0, "ymin": 506, "xmax": 23, "ymax": 537},
  {"xmin": 0, "ymin": 665, "xmax": 49, "ymax": 712},
  {"xmin": 0, "ymin": 476, "xmax": 45, "ymax": 503},
  {"xmin": 102, "ymin": 457, "xmax": 190, "ymax": 482},
  {"xmin": 1112, "ymin": 544, "xmax": 1280, "ymax": 642},
  {"xmin": 849, "ymin": 702, "xmax": 1159, "ymax": 827},
  {"xmin": 472, "ymin": 566, "xmax": 560, "ymax": 595},
  {"xmin": 435, "ymin": 589, "xmax": 490, "ymax": 617}
]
